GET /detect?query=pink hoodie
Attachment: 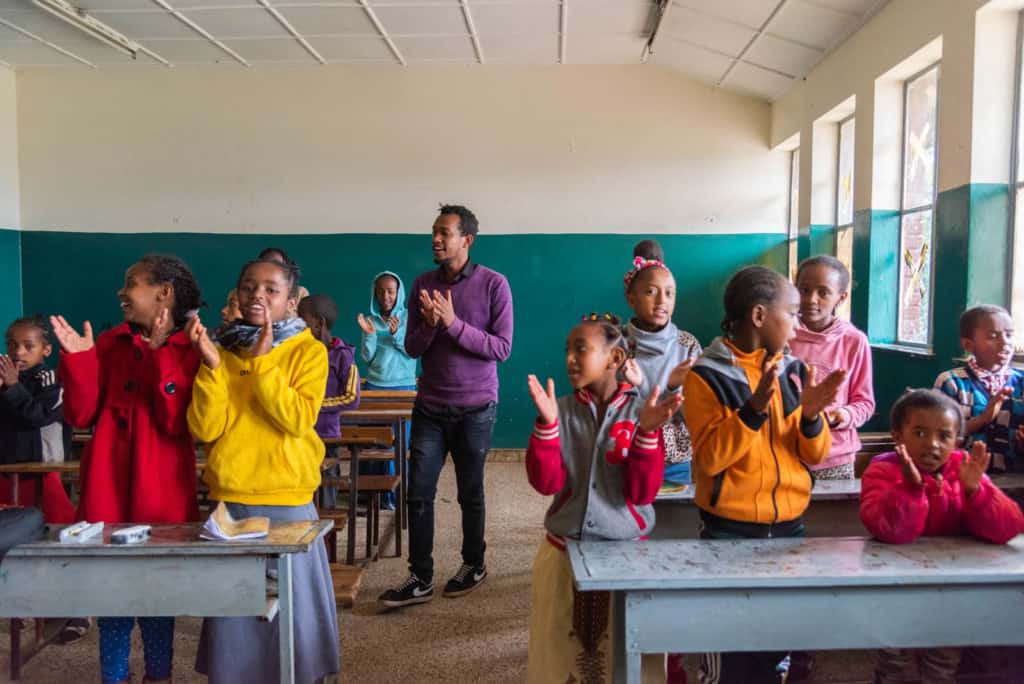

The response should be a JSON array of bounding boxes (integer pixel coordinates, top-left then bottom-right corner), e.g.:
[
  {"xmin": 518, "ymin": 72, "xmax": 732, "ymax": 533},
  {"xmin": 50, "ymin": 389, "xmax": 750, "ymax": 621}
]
[{"xmin": 788, "ymin": 318, "xmax": 875, "ymax": 471}]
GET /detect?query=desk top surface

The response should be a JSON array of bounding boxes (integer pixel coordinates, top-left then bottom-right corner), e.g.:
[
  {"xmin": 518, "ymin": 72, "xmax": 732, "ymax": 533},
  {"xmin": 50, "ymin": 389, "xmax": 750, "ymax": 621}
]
[
  {"xmin": 569, "ymin": 536, "xmax": 1024, "ymax": 591},
  {"xmin": 7, "ymin": 520, "xmax": 332, "ymax": 557},
  {"xmin": 340, "ymin": 407, "xmax": 413, "ymax": 420}
]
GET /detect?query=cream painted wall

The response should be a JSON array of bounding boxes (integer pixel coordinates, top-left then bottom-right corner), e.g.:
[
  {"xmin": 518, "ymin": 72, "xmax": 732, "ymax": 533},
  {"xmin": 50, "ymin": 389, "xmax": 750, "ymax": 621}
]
[
  {"xmin": 0, "ymin": 67, "xmax": 19, "ymax": 230},
  {"xmin": 16, "ymin": 65, "xmax": 787, "ymax": 235}
]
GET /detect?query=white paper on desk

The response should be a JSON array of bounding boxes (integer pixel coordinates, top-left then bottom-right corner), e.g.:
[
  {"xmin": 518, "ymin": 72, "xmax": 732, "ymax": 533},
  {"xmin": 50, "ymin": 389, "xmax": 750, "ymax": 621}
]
[{"xmin": 200, "ymin": 502, "xmax": 270, "ymax": 541}]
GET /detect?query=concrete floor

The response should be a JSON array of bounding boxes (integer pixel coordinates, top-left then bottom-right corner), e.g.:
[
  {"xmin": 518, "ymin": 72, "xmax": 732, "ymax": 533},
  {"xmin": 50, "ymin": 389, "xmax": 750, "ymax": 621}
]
[{"xmin": 0, "ymin": 461, "xmax": 877, "ymax": 683}]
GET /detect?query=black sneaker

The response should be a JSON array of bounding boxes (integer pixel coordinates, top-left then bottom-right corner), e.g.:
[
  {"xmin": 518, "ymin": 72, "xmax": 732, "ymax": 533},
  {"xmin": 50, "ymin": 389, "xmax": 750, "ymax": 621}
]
[
  {"xmin": 443, "ymin": 563, "xmax": 487, "ymax": 597},
  {"xmin": 377, "ymin": 574, "xmax": 434, "ymax": 610}
]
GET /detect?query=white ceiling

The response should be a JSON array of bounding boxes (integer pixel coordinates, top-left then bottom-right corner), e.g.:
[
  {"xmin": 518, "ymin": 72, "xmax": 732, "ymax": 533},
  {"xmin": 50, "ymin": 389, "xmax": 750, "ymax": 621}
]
[{"xmin": 0, "ymin": 0, "xmax": 889, "ymax": 101}]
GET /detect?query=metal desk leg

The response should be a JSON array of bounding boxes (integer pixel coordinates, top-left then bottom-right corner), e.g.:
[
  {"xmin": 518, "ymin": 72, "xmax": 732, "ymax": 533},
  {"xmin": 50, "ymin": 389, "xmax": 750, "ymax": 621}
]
[
  {"xmin": 347, "ymin": 445, "xmax": 359, "ymax": 565},
  {"xmin": 278, "ymin": 553, "xmax": 295, "ymax": 684},
  {"xmin": 611, "ymin": 591, "xmax": 641, "ymax": 684}
]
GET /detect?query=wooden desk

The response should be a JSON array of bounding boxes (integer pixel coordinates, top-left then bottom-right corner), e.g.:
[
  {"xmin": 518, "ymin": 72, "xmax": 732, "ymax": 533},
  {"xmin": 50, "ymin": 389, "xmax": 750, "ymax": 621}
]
[
  {"xmin": 340, "ymin": 406, "xmax": 413, "ymax": 533},
  {"xmin": 0, "ymin": 461, "xmax": 209, "ymax": 507},
  {"xmin": 569, "ymin": 536, "xmax": 1024, "ymax": 684},
  {"xmin": 0, "ymin": 520, "xmax": 332, "ymax": 684}
]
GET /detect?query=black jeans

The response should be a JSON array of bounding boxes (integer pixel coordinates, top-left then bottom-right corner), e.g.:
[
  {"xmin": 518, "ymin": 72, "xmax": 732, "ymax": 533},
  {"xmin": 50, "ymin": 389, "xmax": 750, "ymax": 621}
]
[{"xmin": 407, "ymin": 400, "xmax": 497, "ymax": 583}]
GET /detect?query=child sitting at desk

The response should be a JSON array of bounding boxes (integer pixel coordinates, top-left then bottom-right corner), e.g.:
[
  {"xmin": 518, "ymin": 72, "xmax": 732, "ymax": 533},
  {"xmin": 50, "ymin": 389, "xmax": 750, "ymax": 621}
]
[{"xmin": 861, "ymin": 388, "xmax": 1024, "ymax": 684}]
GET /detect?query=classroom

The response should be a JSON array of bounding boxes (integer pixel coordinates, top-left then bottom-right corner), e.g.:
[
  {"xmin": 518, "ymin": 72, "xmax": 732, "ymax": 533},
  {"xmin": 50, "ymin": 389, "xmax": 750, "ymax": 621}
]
[{"xmin": 1, "ymin": 0, "xmax": 1024, "ymax": 682}]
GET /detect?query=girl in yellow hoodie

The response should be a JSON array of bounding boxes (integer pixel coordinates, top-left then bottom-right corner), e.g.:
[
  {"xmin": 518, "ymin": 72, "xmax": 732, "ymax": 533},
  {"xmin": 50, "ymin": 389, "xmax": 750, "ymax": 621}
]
[
  {"xmin": 683, "ymin": 265, "xmax": 844, "ymax": 684},
  {"xmin": 186, "ymin": 258, "xmax": 339, "ymax": 684}
]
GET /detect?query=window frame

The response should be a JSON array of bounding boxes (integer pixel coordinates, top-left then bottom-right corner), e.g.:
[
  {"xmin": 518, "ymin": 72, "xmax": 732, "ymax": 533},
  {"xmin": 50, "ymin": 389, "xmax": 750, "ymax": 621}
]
[
  {"xmin": 895, "ymin": 61, "xmax": 941, "ymax": 348},
  {"xmin": 788, "ymin": 147, "xmax": 800, "ymax": 280},
  {"xmin": 1009, "ymin": 10, "xmax": 1024, "ymax": 354},
  {"xmin": 834, "ymin": 115, "xmax": 855, "ymax": 312}
]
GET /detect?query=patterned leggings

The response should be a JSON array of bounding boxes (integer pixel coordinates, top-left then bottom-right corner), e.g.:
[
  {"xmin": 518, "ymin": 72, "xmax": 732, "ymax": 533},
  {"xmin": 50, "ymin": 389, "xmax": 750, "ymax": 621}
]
[{"xmin": 98, "ymin": 616, "xmax": 174, "ymax": 683}]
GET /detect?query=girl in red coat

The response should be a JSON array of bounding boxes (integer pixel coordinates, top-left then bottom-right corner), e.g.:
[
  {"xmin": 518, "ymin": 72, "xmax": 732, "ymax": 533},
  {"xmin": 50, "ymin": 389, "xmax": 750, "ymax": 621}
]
[
  {"xmin": 860, "ymin": 388, "xmax": 1024, "ymax": 684},
  {"xmin": 51, "ymin": 254, "xmax": 203, "ymax": 684}
]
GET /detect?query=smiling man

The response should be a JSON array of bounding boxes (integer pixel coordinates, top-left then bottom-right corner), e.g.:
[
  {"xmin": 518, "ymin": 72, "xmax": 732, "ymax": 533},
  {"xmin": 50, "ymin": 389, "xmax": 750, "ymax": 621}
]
[{"xmin": 378, "ymin": 204, "xmax": 514, "ymax": 610}]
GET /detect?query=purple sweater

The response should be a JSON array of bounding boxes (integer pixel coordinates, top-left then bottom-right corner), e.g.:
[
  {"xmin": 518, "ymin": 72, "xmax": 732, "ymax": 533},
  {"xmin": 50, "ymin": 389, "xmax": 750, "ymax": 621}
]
[
  {"xmin": 314, "ymin": 337, "xmax": 360, "ymax": 439},
  {"xmin": 405, "ymin": 262, "xmax": 513, "ymax": 407}
]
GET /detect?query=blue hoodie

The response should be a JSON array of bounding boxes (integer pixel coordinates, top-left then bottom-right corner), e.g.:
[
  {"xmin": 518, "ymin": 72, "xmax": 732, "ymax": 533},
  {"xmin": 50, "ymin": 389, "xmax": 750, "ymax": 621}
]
[{"xmin": 361, "ymin": 271, "xmax": 417, "ymax": 387}]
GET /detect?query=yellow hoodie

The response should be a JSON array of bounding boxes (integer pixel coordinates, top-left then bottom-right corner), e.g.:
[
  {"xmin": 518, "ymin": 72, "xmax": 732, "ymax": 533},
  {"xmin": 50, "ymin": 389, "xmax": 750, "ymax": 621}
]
[
  {"xmin": 683, "ymin": 337, "xmax": 831, "ymax": 525},
  {"xmin": 187, "ymin": 328, "xmax": 328, "ymax": 506}
]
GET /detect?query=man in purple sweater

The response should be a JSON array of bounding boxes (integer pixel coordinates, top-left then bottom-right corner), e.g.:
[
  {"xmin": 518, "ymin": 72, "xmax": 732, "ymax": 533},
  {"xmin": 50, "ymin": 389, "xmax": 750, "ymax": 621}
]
[{"xmin": 379, "ymin": 205, "xmax": 513, "ymax": 609}]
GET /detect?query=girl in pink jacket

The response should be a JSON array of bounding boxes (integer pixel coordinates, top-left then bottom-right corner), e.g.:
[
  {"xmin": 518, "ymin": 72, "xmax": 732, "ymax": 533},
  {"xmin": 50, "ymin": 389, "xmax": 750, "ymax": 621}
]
[
  {"xmin": 861, "ymin": 389, "xmax": 1024, "ymax": 684},
  {"xmin": 789, "ymin": 256, "xmax": 874, "ymax": 480}
]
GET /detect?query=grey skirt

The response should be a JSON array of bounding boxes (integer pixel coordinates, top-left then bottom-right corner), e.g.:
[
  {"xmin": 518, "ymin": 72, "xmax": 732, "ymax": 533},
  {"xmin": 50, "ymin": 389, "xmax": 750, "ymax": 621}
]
[{"xmin": 195, "ymin": 501, "xmax": 340, "ymax": 684}]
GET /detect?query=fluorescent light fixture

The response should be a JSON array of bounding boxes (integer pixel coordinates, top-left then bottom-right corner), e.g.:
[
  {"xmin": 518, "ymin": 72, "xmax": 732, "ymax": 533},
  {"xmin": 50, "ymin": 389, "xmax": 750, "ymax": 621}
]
[{"xmin": 32, "ymin": 0, "xmax": 140, "ymax": 58}]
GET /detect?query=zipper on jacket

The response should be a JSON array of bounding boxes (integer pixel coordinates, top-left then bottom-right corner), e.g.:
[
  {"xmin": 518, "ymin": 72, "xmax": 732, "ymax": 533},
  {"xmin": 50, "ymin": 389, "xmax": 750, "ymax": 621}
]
[
  {"xmin": 767, "ymin": 406, "xmax": 781, "ymax": 532},
  {"xmin": 709, "ymin": 472, "xmax": 725, "ymax": 508}
]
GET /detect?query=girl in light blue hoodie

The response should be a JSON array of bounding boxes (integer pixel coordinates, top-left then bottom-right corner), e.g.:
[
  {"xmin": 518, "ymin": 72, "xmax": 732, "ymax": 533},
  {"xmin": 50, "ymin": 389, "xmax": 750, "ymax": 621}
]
[{"xmin": 357, "ymin": 271, "xmax": 417, "ymax": 391}]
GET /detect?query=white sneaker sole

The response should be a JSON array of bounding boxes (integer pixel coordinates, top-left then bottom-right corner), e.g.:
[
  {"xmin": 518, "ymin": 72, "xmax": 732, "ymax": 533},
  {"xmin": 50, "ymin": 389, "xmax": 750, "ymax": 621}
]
[
  {"xmin": 442, "ymin": 575, "xmax": 487, "ymax": 598},
  {"xmin": 377, "ymin": 593, "xmax": 434, "ymax": 610}
]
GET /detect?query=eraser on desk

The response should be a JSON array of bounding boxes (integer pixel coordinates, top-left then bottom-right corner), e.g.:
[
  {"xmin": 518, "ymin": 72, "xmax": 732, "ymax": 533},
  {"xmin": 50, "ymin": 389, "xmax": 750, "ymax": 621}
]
[
  {"xmin": 59, "ymin": 521, "xmax": 104, "ymax": 543},
  {"xmin": 111, "ymin": 525, "xmax": 151, "ymax": 545}
]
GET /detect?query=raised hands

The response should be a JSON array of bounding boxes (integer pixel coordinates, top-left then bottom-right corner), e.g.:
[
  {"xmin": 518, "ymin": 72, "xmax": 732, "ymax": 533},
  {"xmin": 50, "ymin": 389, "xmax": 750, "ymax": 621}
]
[
  {"xmin": 49, "ymin": 316, "xmax": 94, "ymax": 354},
  {"xmin": 623, "ymin": 358, "xmax": 643, "ymax": 387},
  {"xmin": 527, "ymin": 374, "xmax": 558, "ymax": 425},
  {"xmin": 638, "ymin": 385, "xmax": 685, "ymax": 433},
  {"xmin": 387, "ymin": 315, "xmax": 401, "ymax": 335},
  {"xmin": 419, "ymin": 290, "xmax": 440, "ymax": 328},
  {"xmin": 185, "ymin": 316, "xmax": 220, "ymax": 369},
  {"xmin": 747, "ymin": 359, "xmax": 778, "ymax": 414},
  {"xmin": 981, "ymin": 386, "xmax": 1014, "ymax": 424},
  {"xmin": 667, "ymin": 358, "xmax": 695, "ymax": 391},
  {"xmin": 959, "ymin": 441, "xmax": 990, "ymax": 496},
  {"xmin": 251, "ymin": 304, "xmax": 274, "ymax": 357},
  {"xmin": 0, "ymin": 355, "xmax": 18, "ymax": 387},
  {"xmin": 800, "ymin": 366, "xmax": 847, "ymax": 418},
  {"xmin": 357, "ymin": 313, "xmax": 375, "ymax": 335},
  {"xmin": 147, "ymin": 307, "xmax": 175, "ymax": 350},
  {"xmin": 897, "ymin": 443, "xmax": 923, "ymax": 489},
  {"xmin": 430, "ymin": 289, "xmax": 456, "ymax": 328}
]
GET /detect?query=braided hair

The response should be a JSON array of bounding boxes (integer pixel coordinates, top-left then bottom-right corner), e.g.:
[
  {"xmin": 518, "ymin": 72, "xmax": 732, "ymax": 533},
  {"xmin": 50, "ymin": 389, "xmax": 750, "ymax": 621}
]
[
  {"xmin": 720, "ymin": 265, "xmax": 789, "ymax": 336},
  {"xmin": 579, "ymin": 312, "xmax": 630, "ymax": 359},
  {"xmin": 6, "ymin": 314, "xmax": 50, "ymax": 342},
  {"xmin": 136, "ymin": 254, "xmax": 204, "ymax": 329},
  {"xmin": 237, "ymin": 258, "xmax": 303, "ymax": 299},
  {"xmin": 890, "ymin": 388, "xmax": 964, "ymax": 436}
]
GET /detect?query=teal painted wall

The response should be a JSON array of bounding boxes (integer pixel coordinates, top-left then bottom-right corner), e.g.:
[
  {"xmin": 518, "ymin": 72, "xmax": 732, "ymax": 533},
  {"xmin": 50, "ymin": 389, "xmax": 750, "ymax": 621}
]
[
  {"xmin": 0, "ymin": 229, "xmax": 21, "ymax": 326},
  {"xmin": 20, "ymin": 231, "xmax": 787, "ymax": 447},
  {"xmin": 808, "ymin": 224, "xmax": 835, "ymax": 258}
]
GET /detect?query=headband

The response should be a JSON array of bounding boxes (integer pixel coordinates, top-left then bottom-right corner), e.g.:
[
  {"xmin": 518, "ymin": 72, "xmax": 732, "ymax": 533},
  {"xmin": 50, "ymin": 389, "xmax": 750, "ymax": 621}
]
[{"xmin": 623, "ymin": 255, "xmax": 668, "ymax": 291}]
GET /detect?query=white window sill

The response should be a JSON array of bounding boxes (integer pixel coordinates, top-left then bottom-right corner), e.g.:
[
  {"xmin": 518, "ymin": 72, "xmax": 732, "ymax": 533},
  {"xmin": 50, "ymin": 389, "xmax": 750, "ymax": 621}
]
[{"xmin": 870, "ymin": 343, "xmax": 935, "ymax": 359}]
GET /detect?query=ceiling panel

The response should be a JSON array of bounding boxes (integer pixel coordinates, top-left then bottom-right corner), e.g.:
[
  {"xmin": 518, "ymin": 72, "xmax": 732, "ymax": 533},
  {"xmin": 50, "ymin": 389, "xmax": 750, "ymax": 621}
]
[
  {"xmin": 275, "ymin": 6, "xmax": 376, "ymax": 36},
  {"xmin": 482, "ymin": 33, "xmax": 558, "ymax": 63},
  {"xmin": 567, "ymin": 33, "xmax": 645, "ymax": 63},
  {"xmin": 361, "ymin": 0, "xmax": 457, "ymax": 5},
  {"xmin": 96, "ymin": 11, "xmax": 202, "ymax": 40},
  {"xmin": 662, "ymin": 6, "xmax": 755, "ymax": 58},
  {"xmin": 766, "ymin": 1, "xmax": 850, "ymax": 50},
  {"xmin": 570, "ymin": 0, "xmax": 656, "ymax": 36},
  {"xmin": 650, "ymin": 35, "xmax": 731, "ymax": 84},
  {"xmin": 306, "ymin": 34, "xmax": 395, "ymax": 60},
  {"xmin": 372, "ymin": 5, "xmax": 467, "ymax": 36},
  {"xmin": 725, "ymin": 60, "xmax": 794, "ymax": 100},
  {"xmin": 391, "ymin": 34, "xmax": 475, "ymax": 61},
  {"xmin": 808, "ymin": 0, "xmax": 879, "ymax": 16},
  {"xmin": 0, "ymin": 9, "xmax": 107, "ymax": 44},
  {"xmin": 672, "ymin": 0, "xmax": 774, "ymax": 30},
  {"xmin": 177, "ymin": 7, "xmax": 288, "ymax": 38},
  {"xmin": 471, "ymin": 2, "xmax": 559, "ymax": 36},
  {"xmin": 0, "ymin": 40, "xmax": 81, "ymax": 65},
  {"xmin": 745, "ymin": 33, "xmax": 821, "ymax": 77},
  {"xmin": 225, "ymin": 37, "xmax": 316, "ymax": 61},
  {"xmin": 135, "ymin": 38, "xmax": 239, "ymax": 62}
]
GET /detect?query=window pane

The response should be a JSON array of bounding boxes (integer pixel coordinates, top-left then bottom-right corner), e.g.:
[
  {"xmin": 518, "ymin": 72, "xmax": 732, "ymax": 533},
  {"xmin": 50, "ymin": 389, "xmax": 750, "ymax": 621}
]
[
  {"xmin": 788, "ymin": 238, "xmax": 798, "ymax": 282},
  {"xmin": 789, "ymin": 149, "xmax": 799, "ymax": 238},
  {"xmin": 837, "ymin": 118, "xmax": 855, "ymax": 226},
  {"xmin": 898, "ymin": 210, "xmax": 934, "ymax": 344},
  {"xmin": 1012, "ymin": 187, "xmax": 1024, "ymax": 352},
  {"xmin": 836, "ymin": 225, "xmax": 854, "ymax": 320},
  {"xmin": 902, "ymin": 67, "xmax": 939, "ymax": 210},
  {"xmin": 1018, "ymin": 23, "xmax": 1024, "ymax": 181}
]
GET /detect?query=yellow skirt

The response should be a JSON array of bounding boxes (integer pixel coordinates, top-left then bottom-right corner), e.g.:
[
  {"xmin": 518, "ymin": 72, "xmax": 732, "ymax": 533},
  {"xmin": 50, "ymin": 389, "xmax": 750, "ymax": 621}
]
[{"xmin": 526, "ymin": 538, "xmax": 664, "ymax": 684}]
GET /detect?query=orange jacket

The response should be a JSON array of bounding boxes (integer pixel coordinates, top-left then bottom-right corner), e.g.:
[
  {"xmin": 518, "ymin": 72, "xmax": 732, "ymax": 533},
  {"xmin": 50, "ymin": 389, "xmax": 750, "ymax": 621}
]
[{"xmin": 683, "ymin": 338, "xmax": 831, "ymax": 524}]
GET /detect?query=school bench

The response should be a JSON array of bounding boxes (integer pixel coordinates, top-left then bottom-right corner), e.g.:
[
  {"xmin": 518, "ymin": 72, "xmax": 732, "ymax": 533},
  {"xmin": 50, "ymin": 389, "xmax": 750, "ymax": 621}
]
[
  {"xmin": 0, "ymin": 520, "xmax": 332, "ymax": 684},
  {"xmin": 568, "ymin": 535, "xmax": 1024, "ymax": 684}
]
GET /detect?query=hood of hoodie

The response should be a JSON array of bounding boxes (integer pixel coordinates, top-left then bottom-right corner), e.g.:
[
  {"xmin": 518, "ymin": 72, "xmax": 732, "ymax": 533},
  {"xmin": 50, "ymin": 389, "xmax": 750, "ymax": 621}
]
[
  {"xmin": 331, "ymin": 336, "xmax": 355, "ymax": 356},
  {"xmin": 624, "ymin": 319, "xmax": 692, "ymax": 393},
  {"xmin": 793, "ymin": 317, "xmax": 857, "ymax": 345},
  {"xmin": 369, "ymin": 271, "xmax": 407, "ymax": 321}
]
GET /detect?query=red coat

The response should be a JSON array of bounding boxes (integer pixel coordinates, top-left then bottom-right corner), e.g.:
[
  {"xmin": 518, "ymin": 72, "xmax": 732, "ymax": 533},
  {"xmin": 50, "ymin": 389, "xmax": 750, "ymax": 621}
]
[
  {"xmin": 860, "ymin": 450, "xmax": 1024, "ymax": 545},
  {"xmin": 59, "ymin": 323, "xmax": 200, "ymax": 524}
]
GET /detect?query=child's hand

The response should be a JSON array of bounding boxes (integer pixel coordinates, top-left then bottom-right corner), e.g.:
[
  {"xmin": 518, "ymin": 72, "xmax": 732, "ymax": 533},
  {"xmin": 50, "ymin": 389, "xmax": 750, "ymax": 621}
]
[
  {"xmin": 147, "ymin": 307, "xmax": 174, "ymax": 350},
  {"xmin": 959, "ymin": 441, "xmax": 990, "ymax": 497},
  {"xmin": 251, "ymin": 306, "xmax": 274, "ymax": 357},
  {"xmin": 0, "ymin": 355, "xmax": 17, "ymax": 387},
  {"xmin": 431, "ymin": 289, "xmax": 456, "ymax": 328},
  {"xmin": 638, "ymin": 385, "xmax": 685, "ymax": 433},
  {"xmin": 387, "ymin": 316, "xmax": 401, "ymax": 335},
  {"xmin": 667, "ymin": 358, "xmax": 695, "ymax": 391},
  {"xmin": 527, "ymin": 374, "xmax": 558, "ymax": 425},
  {"xmin": 1016, "ymin": 425, "xmax": 1024, "ymax": 447},
  {"xmin": 357, "ymin": 314, "xmax": 375, "ymax": 335},
  {"xmin": 419, "ymin": 290, "xmax": 439, "ymax": 327},
  {"xmin": 186, "ymin": 316, "xmax": 220, "ymax": 369},
  {"xmin": 747, "ymin": 359, "xmax": 778, "ymax": 414},
  {"xmin": 980, "ymin": 387, "xmax": 1013, "ymax": 424},
  {"xmin": 49, "ymin": 316, "xmax": 94, "ymax": 354},
  {"xmin": 623, "ymin": 358, "xmax": 643, "ymax": 387},
  {"xmin": 826, "ymin": 408, "xmax": 850, "ymax": 428},
  {"xmin": 897, "ymin": 443, "xmax": 923, "ymax": 489},
  {"xmin": 800, "ymin": 366, "xmax": 847, "ymax": 417}
]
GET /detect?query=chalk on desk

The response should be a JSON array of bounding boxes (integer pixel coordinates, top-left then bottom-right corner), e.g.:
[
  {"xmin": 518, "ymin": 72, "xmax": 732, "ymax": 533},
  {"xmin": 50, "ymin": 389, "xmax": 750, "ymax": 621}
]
[
  {"xmin": 111, "ymin": 525, "xmax": 151, "ymax": 545},
  {"xmin": 59, "ymin": 521, "xmax": 104, "ymax": 544}
]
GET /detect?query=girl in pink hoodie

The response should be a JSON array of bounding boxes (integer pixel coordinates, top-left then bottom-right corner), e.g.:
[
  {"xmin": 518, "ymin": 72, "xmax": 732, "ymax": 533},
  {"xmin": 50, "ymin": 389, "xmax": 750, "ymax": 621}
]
[
  {"xmin": 860, "ymin": 389, "xmax": 1023, "ymax": 684},
  {"xmin": 789, "ymin": 256, "xmax": 874, "ymax": 479}
]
